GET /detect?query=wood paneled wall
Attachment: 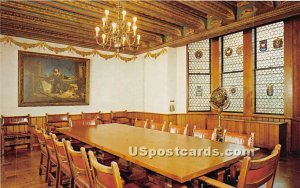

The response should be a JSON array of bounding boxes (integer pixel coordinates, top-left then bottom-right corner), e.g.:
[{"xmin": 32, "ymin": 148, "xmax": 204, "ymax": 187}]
[
  {"xmin": 29, "ymin": 112, "xmax": 288, "ymax": 152},
  {"xmin": 291, "ymin": 118, "xmax": 300, "ymax": 154}
]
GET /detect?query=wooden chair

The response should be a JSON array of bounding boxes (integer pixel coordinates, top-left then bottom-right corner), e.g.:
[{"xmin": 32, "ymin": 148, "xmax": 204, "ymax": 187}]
[
  {"xmin": 34, "ymin": 128, "xmax": 49, "ymax": 182},
  {"xmin": 69, "ymin": 119, "xmax": 98, "ymax": 150},
  {"xmin": 224, "ymin": 131, "xmax": 255, "ymax": 148},
  {"xmin": 71, "ymin": 119, "xmax": 118, "ymax": 166},
  {"xmin": 133, "ymin": 118, "xmax": 148, "ymax": 128},
  {"xmin": 51, "ymin": 134, "xmax": 74, "ymax": 188},
  {"xmin": 192, "ymin": 126, "xmax": 227, "ymax": 182},
  {"xmin": 223, "ymin": 131, "xmax": 255, "ymax": 182},
  {"xmin": 71, "ymin": 119, "xmax": 98, "ymax": 127},
  {"xmin": 88, "ymin": 151, "xmax": 141, "ymax": 188},
  {"xmin": 46, "ymin": 113, "xmax": 70, "ymax": 133},
  {"xmin": 168, "ymin": 122, "xmax": 189, "ymax": 135},
  {"xmin": 149, "ymin": 120, "xmax": 166, "ymax": 132},
  {"xmin": 111, "ymin": 110, "xmax": 131, "ymax": 125},
  {"xmin": 1, "ymin": 115, "xmax": 32, "ymax": 155},
  {"xmin": 65, "ymin": 140, "xmax": 93, "ymax": 188},
  {"xmin": 81, "ymin": 111, "xmax": 102, "ymax": 125},
  {"xmin": 193, "ymin": 126, "xmax": 217, "ymax": 140},
  {"xmin": 43, "ymin": 132, "xmax": 59, "ymax": 186},
  {"xmin": 199, "ymin": 144, "xmax": 282, "ymax": 188}
]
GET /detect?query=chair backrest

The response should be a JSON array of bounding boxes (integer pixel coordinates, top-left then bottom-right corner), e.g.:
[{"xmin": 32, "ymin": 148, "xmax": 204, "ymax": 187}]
[
  {"xmin": 1, "ymin": 114, "xmax": 30, "ymax": 126},
  {"xmin": 81, "ymin": 111, "xmax": 102, "ymax": 124},
  {"xmin": 169, "ymin": 122, "xmax": 178, "ymax": 134},
  {"xmin": 35, "ymin": 128, "xmax": 47, "ymax": 154},
  {"xmin": 70, "ymin": 119, "xmax": 97, "ymax": 127},
  {"xmin": 35, "ymin": 128, "xmax": 45, "ymax": 145},
  {"xmin": 88, "ymin": 151, "xmax": 123, "ymax": 188},
  {"xmin": 134, "ymin": 118, "xmax": 148, "ymax": 128},
  {"xmin": 111, "ymin": 110, "xmax": 130, "ymax": 124},
  {"xmin": 193, "ymin": 126, "xmax": 217, "ymax": 140},
  {"xmin": 81, "ymin": 111, "xmax": 102, "ymax": 120},
  {"xmin": 237, "ymin": 144, "xmax": 281, "ymax": 188},
  {"xmin": 111, "ymin": 110, "xmax": 128, "ymax": 119},
  {"xmin": 51, "ymin": 134, "xmax": 70, "ymax": 170},
  {"xmin": 43, "ymin": 132, "xmax": 56, "ymax": 154},
  {"xmin": 46, "ymin": 113, "xmax": 70, "ymax": 128},
  {"xmin": 65, "ymin": 141, "xmax": 93, "ymax": 187},
  {"xmin": 150, "ymin": 120, "xmax": 166, "ymax": 132},
  {"xmin": 1, "ymin": 115, "xmax": 31, "ymax": 134},
  {"xmin": 224, "ymin": 131, "xmax": 255, "ymax": 147},
  {"xmin": 168, "ymin": 122, "xmax": 189, "ymax": 135}
]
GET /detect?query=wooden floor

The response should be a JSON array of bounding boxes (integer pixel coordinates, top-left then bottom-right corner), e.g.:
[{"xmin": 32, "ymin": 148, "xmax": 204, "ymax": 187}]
[{"xmin": 1, "ymin": 149, "xmax": 300, "ymax": 188}]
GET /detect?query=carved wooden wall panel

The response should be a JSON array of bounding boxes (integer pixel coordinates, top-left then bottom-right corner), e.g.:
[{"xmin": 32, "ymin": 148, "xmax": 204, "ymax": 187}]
[{"xmin": 1, "ymin": 1, "xmax": 299, "ymax": 55}]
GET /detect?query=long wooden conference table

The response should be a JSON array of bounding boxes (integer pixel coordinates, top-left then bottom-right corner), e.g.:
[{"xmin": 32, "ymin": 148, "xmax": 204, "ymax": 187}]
[{"xmin": 58, "ymin": 123, "xmax": 249, "ymax": 183}]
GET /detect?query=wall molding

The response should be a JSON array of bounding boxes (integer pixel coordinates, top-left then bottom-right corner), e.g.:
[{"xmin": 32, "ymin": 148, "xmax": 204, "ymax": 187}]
[{"xmin": 0, "ymin": 35, "xmax": 168, "ymax": 62}]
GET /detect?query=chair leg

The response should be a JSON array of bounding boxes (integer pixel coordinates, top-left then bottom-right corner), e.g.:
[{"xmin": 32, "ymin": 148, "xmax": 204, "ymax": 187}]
[
  {"xmin": 266, "ymin": 176, "xmax": 275, "ymax": 188},
  {"xmin": 55, "ymin": 165, "xmax": 60, "ymax": 188},
  {"xmin": 71, "ymin": 177, "xmax": 74, "ymax": 188},
  {"xmin": 45, "ymin": 156, "xmax": 50, "ymax": 183},
  {"xmin": 58, "ymin": 169, "xmax": 63, "ymax": 187},
  {"xmin": 48, "ymin": 161, "xmax": 53, "ymax": 186},
  {"xmin": 39, "ymin": 152, "xmax": 43, "ymax": 176},
  {"xmin": 216, "ymin": 169, "xmax": 225, "ymax": 182},
  {"xmin": 230, "ymin": 165, "xmax": 237, "ymax": 182}
]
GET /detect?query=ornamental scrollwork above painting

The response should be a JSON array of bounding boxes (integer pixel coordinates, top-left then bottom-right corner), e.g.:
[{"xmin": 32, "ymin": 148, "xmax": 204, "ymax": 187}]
[{"xmin": 0, "ymin": 35, "xmax": 167, "ymax": 63}]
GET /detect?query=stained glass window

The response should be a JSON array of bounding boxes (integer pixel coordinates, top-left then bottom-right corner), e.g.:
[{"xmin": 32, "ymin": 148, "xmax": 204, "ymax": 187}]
[
  {"xmin": 222, "ymin": 32, "xmax": 244, "ymax": 112},
  {"xmin": 255, "ymin": 21, "xmax": 284, "ymax": 114},
  {"xmin": 188, "ymin": 39, "xmax": 211, "ymax": 111}
]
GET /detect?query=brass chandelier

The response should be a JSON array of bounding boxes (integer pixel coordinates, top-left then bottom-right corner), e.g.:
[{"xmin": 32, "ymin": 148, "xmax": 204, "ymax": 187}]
[{"xmin": 95, "ymin": 1, "xmax": 141, "ymax": 52}]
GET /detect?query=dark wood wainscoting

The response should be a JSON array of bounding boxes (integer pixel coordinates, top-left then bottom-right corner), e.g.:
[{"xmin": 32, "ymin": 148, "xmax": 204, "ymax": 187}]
[
  {"xmin": 27, "ymin": 111, "xmax": 297, "ymax": 153},
  {"xmin": 291, "ymin": 118, "xmax": 300, "ymax": 154}
]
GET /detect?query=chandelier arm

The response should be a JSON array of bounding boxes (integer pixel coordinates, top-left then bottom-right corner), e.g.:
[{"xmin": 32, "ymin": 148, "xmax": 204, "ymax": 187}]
[
  {"xmin": 128, "ymin": 36, "xmax": 137, "ymax": 46},
  {"xmin": 96, "ymin": 35, "xmax": 112, "ymax": 50}
]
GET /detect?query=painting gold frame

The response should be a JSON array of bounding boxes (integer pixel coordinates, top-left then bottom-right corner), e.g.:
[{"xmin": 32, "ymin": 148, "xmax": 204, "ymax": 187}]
[{"xmin": 18, "ymin": 51, "xmax": 90, "ymax": 107}]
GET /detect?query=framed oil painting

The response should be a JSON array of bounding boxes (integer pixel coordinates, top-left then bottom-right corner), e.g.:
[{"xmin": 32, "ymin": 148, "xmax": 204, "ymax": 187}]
[{"xmin": 18, "ymin": 51, "xmax": 90, "ymax": 106}]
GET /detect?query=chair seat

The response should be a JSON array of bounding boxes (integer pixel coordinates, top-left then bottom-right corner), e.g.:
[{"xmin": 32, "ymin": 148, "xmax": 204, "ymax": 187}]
[
  {"xmin": 145, "ymin": 181, "xmax": 187, "ymax": 188},
  {"xmin": 172, "ymin": 182, "xmax": 188, "ymax": 188},
  {"xmin": 128, "ymin": 166, "xmax": 148, "ymax": 182},
  {"xmin": 118, "ymin": 120, "xmax": 130, "ymax": 124},
  {"xmin": 113, "ymin": 117, "xmax": 130, "ymax": 124},
  {"xmin": 235, "ymin": 161, "xmax": 242, "ymax": 169},
  {"xmin": 118, "ymin": 158, "xmax": 130, "ymax": 174},
  {"xmin": 124, "ymin": 182, "xmax": 141, "ymax": 188},
  {"xmin": 144, "ymin": 182, "xmax": 162, "ymax": 188},
  {"xmin": 75, "ymin": 174, "xmax": 90, "ymax": 188}
]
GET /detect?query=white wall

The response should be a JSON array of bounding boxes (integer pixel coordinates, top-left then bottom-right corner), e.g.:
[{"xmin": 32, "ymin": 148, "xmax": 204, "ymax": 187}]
[
  {"xmin": 0, "ymin": 36, "xmax": 144, "ymax": 116},
  {"xmin": 0, "ymin": 36, "xmax": 187, "ymax": 116},
  {"xmin": 176, "ymin": 46, "xmax": 187, "ymax": 113},
  {"xmin": 143, "ymin": 47, "xmax": 187, "ymax": 114},
  {"xmin": 144, "ymin": 50, "xmax": 169, "ymax": 113},
  {"xmin": 168, "ymin": 48, "xmax": 177, "ymax": 112}
]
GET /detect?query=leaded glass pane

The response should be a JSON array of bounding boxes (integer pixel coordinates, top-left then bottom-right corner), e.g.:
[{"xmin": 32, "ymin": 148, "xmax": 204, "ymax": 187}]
[
  {"xmin": 222, "ymin": 31, "xmax": 243, "ymax": 112},
  {"xmin": 188, "ymin": 39, "xmax": 211, "ymax": 111},
  {"xmin": 188, "ymin": 40, "xmax": 210, "ymax": 74},
  {"xmin": 255, "ymin": 21, "xmax": 284, "ymax": 115},
  {"xmin": 222, "ymin": 72, "xmax": 244, "ymax": 112}
]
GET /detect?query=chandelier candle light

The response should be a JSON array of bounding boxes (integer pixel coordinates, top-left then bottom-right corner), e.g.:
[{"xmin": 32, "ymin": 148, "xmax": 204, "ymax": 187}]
[{"xmin": 95, "ymin": 1, "xmax": 141, "ymax": 52}]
